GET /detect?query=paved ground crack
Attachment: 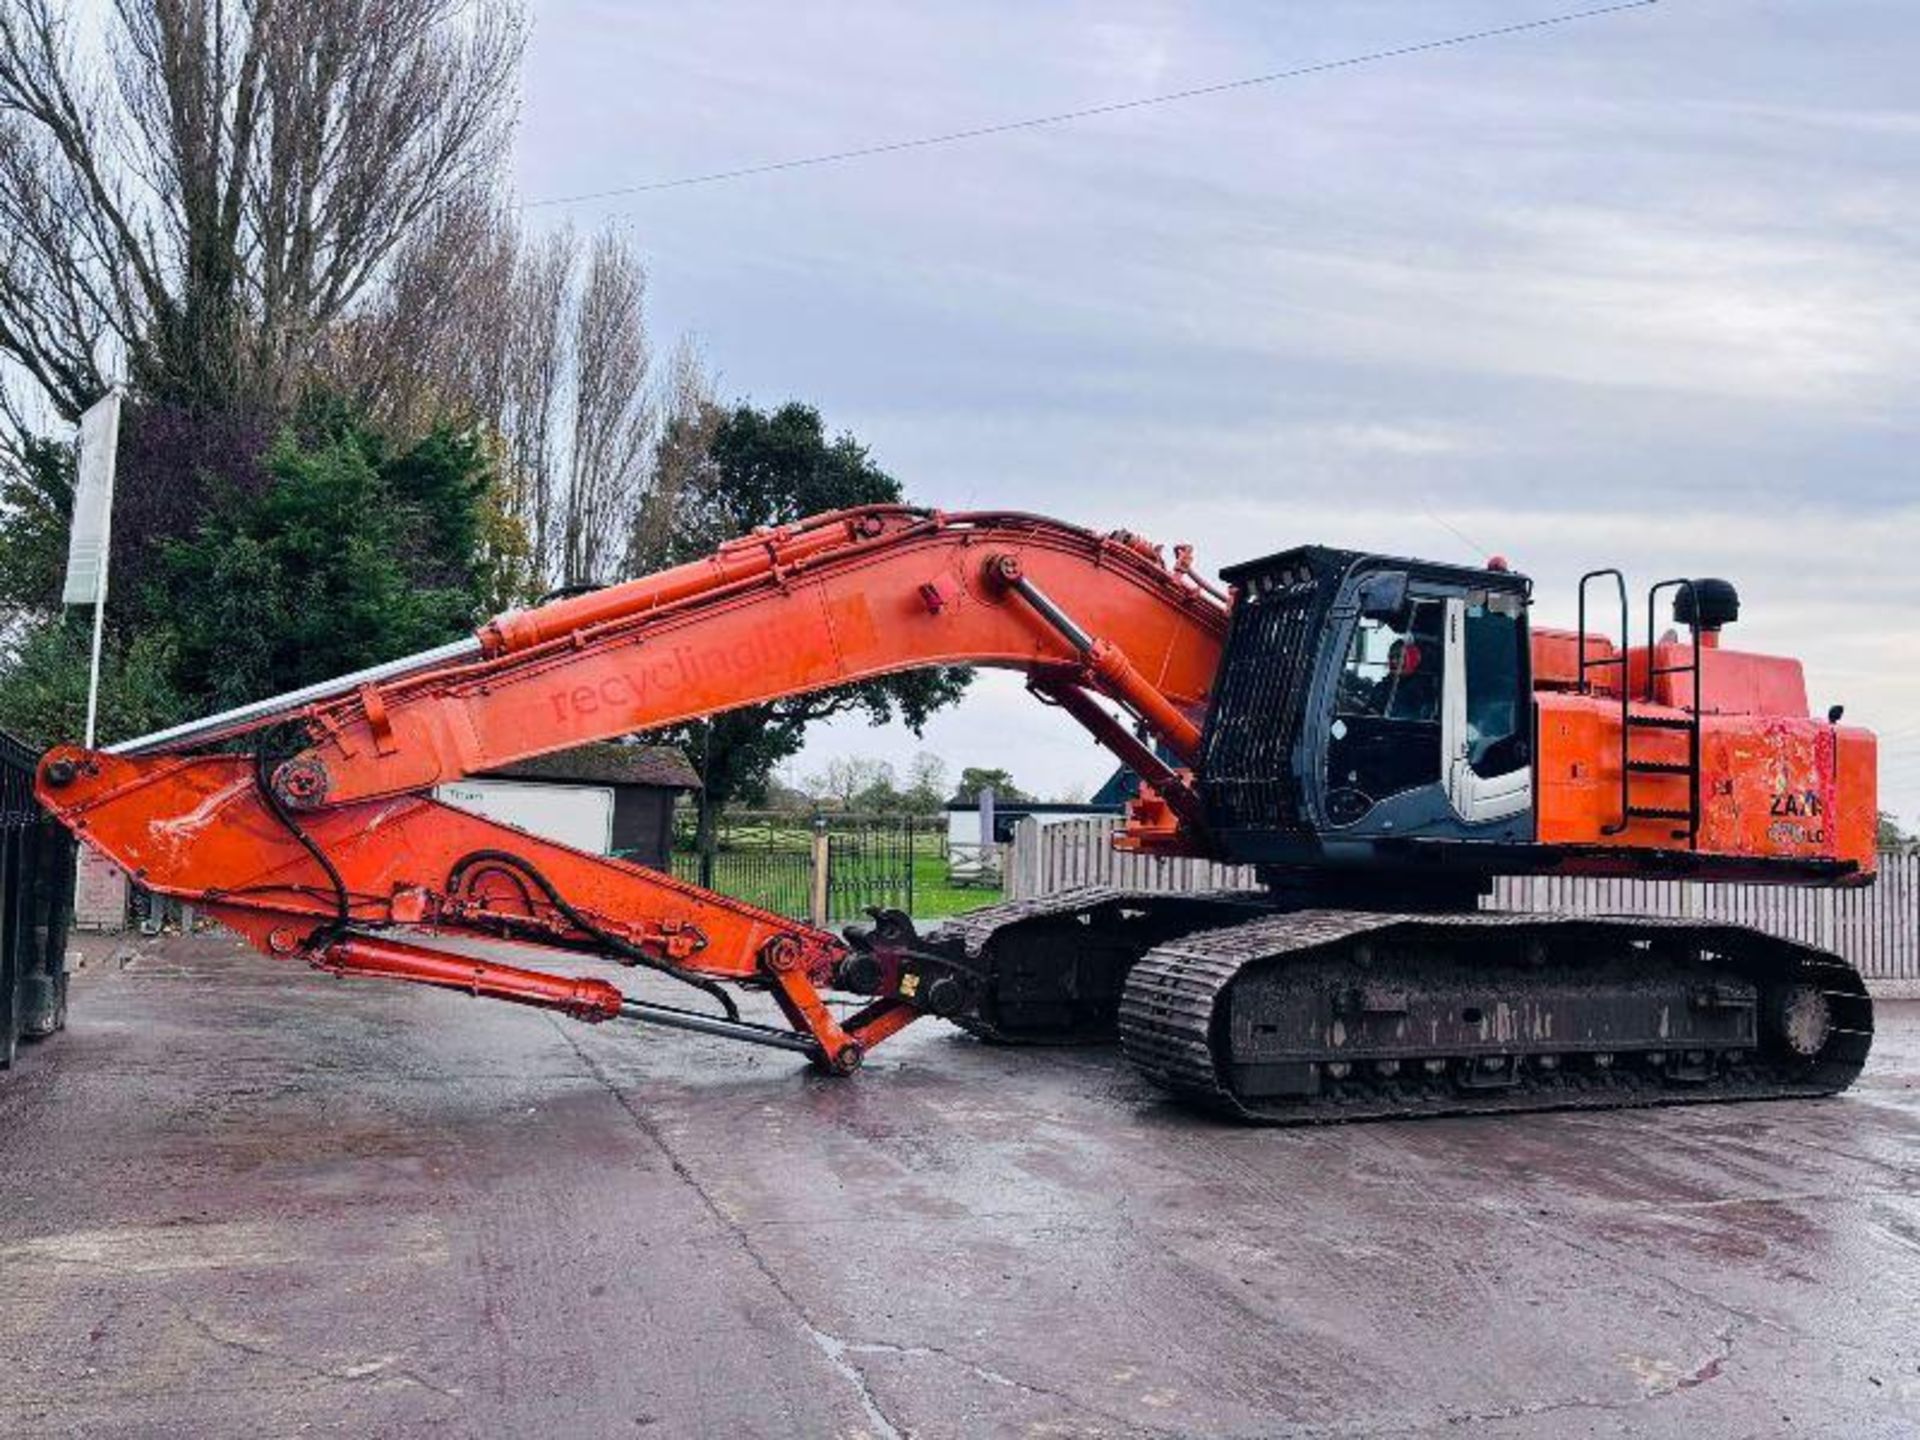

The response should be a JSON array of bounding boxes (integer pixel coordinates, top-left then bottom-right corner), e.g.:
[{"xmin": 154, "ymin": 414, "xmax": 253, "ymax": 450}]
[
  {"xmin": 172, "ymin": 1302, "xmax": 461, "ymax": 1399},
  {"xmin": 838, "ymin": 1338, "xmax": 1182, "ymax": 1437},
  {"xmin": 1397, "ymin": 1326, "xmax": 1738, "ymax": 1433},
  {"xmin": 552, "ymin": 1021, "xmax": 907, "ymax": 1439},
  {"xmin": 552, "ymin": 1023, "xmax": 1184, "ymax": 1438}
]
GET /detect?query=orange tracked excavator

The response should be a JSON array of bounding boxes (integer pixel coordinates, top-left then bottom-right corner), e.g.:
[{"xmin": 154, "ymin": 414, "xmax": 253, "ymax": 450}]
[{"xmin": 34, "ymin": 506, "xmax": 1877, "ymax": 1122}]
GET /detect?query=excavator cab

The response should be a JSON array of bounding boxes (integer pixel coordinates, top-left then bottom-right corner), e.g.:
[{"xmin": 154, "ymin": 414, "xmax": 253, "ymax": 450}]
[{"xmin": 1198, "ymin": 546, "xmax": 1535, "ymax": 867}]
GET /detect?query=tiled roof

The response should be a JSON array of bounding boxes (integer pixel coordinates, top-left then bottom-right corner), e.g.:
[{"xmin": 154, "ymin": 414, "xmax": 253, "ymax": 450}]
[{"xmin": 484, "ymin": 742, "xmax": 701, "ymax": 791}]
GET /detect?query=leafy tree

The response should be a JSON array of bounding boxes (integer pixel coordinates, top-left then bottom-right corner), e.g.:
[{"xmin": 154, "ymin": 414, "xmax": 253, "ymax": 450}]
[
  {"xmin": 632, "ymin": 403, "xmax": 971, "ymax": 856},
  {"xmin": 105, "ymin": 403, "xmax": 276, "ymax": 641},
  {"xmin": 153, "ymin": 418, "xmax": 493, "ymax": 713},
  {"xmin": 901, "ymin": 753, "xmax": 950, "ymax": 816},
  {"xmin": 953, "ymin": 767, "xmax": 1034, "ymax": 805},
  {"xmin": 0, "ymin": 436, "xmax": 74, "ymax": 617},
  {"xmin": 0, "ymin": 2, "xmax": 546, "ymax": 755},
  {"xmin": 809, "ymin": 757, "xmax": 896, "ymax": 812},
  {"xmin": 473, "ymin": 460, "xmax": 541, "ymax": 615},
  {"xmin": 854, "ymin": 777, "xmax": 906, "ymax": 813},
  {"xmin": 0, "ymin": 617, "xmax": 182, "ymax": 749},
  {"xmin": 1877, "ymin": 811, "xmax": 1915, "ymax": 854},
  {"xmin": 0, "ymin": 398, "xmax": 280, "ymax": 642}
]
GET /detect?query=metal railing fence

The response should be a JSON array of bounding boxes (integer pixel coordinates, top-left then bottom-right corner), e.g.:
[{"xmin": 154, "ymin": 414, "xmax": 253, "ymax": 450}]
[{"xmin": 669, "ymin": 811, "xmax": 938, "ymax": 924}]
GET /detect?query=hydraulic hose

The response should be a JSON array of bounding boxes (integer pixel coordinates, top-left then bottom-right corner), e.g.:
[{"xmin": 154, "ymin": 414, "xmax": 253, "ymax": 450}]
[{"xmin": 447, "ymin": 848, "xmax": 741, "ymax": 1021}]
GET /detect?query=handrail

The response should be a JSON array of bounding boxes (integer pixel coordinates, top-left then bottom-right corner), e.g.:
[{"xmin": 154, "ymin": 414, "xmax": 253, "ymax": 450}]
[
  {"xmin": 1577, "ymin": 569, "xmax": 1631, "ymax": 835},
  {"xmin": 1644, "ymin": 578, "xmax": 1703, "ymax": 849}
]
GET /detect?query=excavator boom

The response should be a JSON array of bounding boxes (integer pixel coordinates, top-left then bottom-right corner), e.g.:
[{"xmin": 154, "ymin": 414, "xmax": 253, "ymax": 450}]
[{"xmin": 36, "ymin": 507, "xmax": 1226, "ymax": 1072}]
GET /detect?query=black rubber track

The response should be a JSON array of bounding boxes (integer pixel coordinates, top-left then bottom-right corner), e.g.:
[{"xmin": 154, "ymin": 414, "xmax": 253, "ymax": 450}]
[
  {"xmin": 1119, "ymin": 909, "xmax": 1873, "ymax": 1125},
  {"xmin": 926, "ymin": 887, "xmax": 1269, "ymax": 1043}
]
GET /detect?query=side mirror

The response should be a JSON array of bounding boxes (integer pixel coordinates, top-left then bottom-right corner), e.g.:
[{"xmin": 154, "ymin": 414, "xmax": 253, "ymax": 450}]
[
  {"xmin": 1827, "ymin": 704, "xmax": 1845, "ymax": 725},
  {"xmin": 1355, "ymin": 570, "xmax": 1411, "ymax": 625}
]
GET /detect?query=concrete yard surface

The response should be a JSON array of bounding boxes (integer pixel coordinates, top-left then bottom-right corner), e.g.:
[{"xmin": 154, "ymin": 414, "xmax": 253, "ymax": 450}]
[{"xmin": 1, "ymin": 931, "xmax": 1917, "ymax": 1438}]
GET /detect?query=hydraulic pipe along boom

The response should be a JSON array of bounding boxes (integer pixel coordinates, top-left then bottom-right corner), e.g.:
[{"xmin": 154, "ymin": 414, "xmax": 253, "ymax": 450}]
[
  {"xmin": 108, "ymin": 636, "xmax": 486, "ymax": 756},
  {"xmin": 998, "ymin": 560, "xmax": 1205, "ymax": 764}
]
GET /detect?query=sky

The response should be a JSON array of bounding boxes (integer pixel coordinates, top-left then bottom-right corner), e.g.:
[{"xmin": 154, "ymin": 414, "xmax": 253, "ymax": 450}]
[{"xmin": 513, "ymin": 1, "xmax": 1920, "ymax": 820}]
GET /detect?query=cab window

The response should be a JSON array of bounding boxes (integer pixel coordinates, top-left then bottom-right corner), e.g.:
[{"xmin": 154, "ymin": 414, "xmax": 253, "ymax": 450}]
[
  {"xmin": 1463, "ymin": 594, "xmax": 1527, "ymax": 779},
  {"xmin": 1326, "ymin": 598, "xmax": 1445, "ymax": 813}
]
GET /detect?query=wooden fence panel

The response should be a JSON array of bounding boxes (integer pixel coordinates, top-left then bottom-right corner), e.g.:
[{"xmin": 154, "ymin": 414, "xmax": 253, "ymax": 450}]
[{"xmin": 1007, "ymin": 819, "xmax": 1920, "ymax": 996}]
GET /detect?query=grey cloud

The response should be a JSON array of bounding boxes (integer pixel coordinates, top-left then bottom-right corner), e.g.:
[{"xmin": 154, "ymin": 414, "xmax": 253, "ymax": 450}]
[{"xmin": 519, "ymin": 0, "xmax": 1920, "ymax": 818}]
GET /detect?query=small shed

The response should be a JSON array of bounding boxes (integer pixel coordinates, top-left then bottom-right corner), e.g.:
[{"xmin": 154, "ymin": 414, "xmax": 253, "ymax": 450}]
[{"xmin": 453, "ymin": 743, "xmax": 701, "ymax": 869}]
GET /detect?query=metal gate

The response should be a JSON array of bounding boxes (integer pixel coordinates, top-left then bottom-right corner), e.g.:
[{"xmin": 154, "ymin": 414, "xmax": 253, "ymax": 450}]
[
  {"xmin": 1, "ymin": 731, "xmax": 74, "ymax": 1066},
  {"xmin": 824, "ymin": 821, "xmax": 916, "ymax": 923},
  {"xmin": 670, "ymin": 812, "xmax": 923, "ymax": 924}
]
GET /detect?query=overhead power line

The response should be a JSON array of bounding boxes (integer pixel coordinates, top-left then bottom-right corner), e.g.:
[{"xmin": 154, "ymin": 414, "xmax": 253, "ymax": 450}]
[{"xmin": 522, "ymin": 1, "xmax": 1661, "ymax": 207}]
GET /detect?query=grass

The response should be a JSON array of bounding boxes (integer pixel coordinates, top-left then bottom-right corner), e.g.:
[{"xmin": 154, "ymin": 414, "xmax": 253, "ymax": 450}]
[
  {"xmin": 667, "ymin": 844, "xmax": 1002, "ymax": 925},
  {"xmin": 907, "ymin": 854, "xmax": 1003, "ymax": 920}
]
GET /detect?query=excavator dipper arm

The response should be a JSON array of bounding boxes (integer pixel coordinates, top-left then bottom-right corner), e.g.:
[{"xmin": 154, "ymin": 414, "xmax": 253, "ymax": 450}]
[{"xmin": 36, "ymin": 507, "xmax": 1228, "ymax": 1069}]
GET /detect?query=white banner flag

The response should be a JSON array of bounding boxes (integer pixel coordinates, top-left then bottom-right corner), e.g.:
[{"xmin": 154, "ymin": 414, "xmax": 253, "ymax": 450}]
[{"xmin": 62, "ymin": 388, "xmax": 123, "ymax": 606}]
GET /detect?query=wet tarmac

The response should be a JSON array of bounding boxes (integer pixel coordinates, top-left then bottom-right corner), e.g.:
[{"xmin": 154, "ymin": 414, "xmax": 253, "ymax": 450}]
[{"xmin": 1, "ymin": 931, "xmax": 1916, "ymax": 1438}]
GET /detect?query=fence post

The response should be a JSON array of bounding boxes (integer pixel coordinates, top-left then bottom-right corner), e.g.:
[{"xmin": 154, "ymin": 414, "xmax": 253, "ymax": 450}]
[
  {"xmin": 1007, "ymin": 816, "xmax": 1041, "ymax": 901},
  {"xmin": 808, "ymin": 820, "xmax": 830, "ymax": 928},
  {"xmin": 903, "ymin": 817, "xmax": 915, "ymax": 917}
]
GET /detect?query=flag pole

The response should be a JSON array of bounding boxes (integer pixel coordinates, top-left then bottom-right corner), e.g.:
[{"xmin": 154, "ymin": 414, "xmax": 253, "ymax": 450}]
[{"xmin": 82, "ymin": 489, "xmax": 112, "ymax": 749}]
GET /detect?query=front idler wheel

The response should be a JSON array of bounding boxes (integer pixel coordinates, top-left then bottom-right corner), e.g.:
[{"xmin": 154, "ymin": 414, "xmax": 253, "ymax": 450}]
[{"xmin": 1770, "ymin": 983, "xmax": 1833, "ymax": 1063}]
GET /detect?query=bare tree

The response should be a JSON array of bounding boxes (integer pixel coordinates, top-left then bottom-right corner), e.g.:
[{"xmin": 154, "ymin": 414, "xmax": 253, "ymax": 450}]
[
  {"xmin": 502, "ymin": 226, "xmax": 574, "ymax": 580},
  {"xmin": 322, "ymin": 190, "xmax": 520, "ymax": 438},
  {"xmin": 0, "ymin": 0, "xmax": 524, "ymax": 426},
  {"xmin": 903, "ymin": 752, "xmax": 950, "ymax": 814},
  {"xmin": 628, "ymin": 336, "xmax": 719, "ymax": 576},
  {"xmin": 561, "ymin": 232, "xmax": 652, "ymax": 585},
  {"xmin": 344, "ymin": 205, "xmax": 682, "ymax": 594}
]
